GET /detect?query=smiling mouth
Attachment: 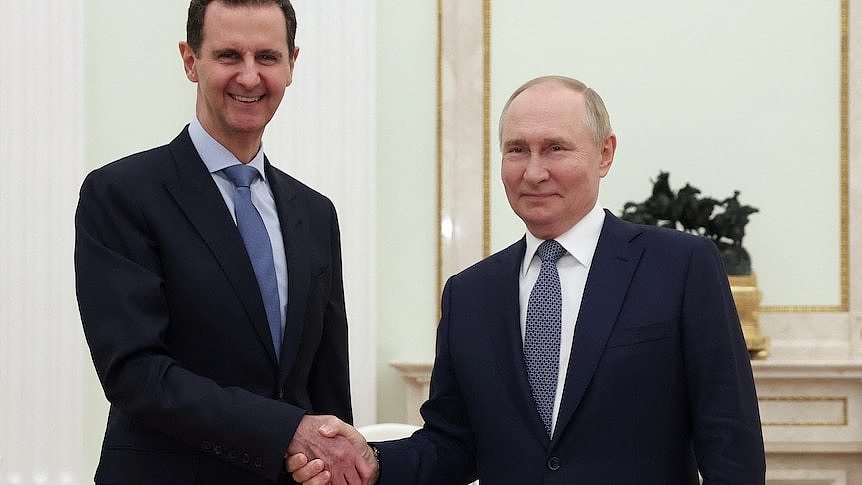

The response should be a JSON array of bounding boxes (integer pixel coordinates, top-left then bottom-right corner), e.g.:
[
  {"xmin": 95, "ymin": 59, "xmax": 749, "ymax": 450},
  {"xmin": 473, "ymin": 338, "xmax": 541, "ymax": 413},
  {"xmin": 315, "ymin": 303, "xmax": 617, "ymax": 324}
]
[{"xmin": 230, "ymin": 94, "xmax": 264, "ymax": 103}]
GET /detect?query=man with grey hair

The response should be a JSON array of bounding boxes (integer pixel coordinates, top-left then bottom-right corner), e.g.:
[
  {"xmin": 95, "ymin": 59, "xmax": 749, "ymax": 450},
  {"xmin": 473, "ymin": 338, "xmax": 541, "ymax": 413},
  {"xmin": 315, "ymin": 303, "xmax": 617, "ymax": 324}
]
[{"xmin": 289, "ymin": 75, "xmax": 765, "ymax": 484}]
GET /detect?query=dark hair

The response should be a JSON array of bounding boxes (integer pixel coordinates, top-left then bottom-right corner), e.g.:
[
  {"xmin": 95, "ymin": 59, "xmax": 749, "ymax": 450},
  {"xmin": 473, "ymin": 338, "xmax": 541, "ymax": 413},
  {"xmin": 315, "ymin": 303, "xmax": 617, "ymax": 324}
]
[{"xmin": 187, "ymin": 0, "xmax": 297, "ymax": 56}]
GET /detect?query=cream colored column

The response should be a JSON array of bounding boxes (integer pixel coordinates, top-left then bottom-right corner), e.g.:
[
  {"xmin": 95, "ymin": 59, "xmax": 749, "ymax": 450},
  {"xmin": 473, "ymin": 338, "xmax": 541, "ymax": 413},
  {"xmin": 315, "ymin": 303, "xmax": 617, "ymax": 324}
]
[
  {"xmin": 0, "ymin": 2, "xmax": 88, "ymax": 483},
  {"xmin": 394, "ymin": 0, "xmax": 488, "ymax": 425},
  {"xmin": 438, "ymin": 0, "xmax": 489, "ymax": 289}
]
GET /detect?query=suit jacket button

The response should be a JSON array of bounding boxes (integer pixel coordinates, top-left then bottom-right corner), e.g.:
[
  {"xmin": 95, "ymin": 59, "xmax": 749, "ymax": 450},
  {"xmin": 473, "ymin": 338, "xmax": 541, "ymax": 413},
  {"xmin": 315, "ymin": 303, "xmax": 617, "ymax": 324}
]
[
  {"xmin": 242, "ymin": 452, "xmax": 251, "ymax": 464},
  {"xmin": 202, "ymin": 441, "xmax": 213, "ymax": 451},
  {"xmin": 547, "ymin": 456, "xmax": 561, "ymax": 471},
  {"xmin": 254, "ymin": 456, "xmax": 263, "ymax": 468}
]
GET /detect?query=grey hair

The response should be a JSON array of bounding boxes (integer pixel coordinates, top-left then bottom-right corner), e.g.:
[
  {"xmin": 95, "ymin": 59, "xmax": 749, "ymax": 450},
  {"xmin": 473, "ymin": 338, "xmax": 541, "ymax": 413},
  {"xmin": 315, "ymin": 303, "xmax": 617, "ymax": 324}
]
[{"xmin": 498, "ymin": 75, "xmax": 612, "ymax": 148}]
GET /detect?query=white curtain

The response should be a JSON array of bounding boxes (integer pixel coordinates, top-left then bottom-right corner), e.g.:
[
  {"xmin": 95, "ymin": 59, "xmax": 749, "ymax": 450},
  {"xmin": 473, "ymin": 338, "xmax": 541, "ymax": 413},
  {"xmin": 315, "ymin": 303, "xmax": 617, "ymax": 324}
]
[
  {"xmin": 0, "ymin": 2, "xmax": 88, "ymax": 484},
  {"xmin": 265, "ymin": 0, "xmax": 378, "ymax": 426}
]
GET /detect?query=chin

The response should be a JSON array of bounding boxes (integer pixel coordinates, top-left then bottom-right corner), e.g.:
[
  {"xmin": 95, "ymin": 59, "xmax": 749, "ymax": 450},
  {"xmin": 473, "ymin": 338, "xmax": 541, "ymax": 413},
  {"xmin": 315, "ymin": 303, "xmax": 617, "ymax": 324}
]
[
  {"xmin": 227, "ymin": 121, "xmax": 267, "ymax": 134},
  {"xmin": 518, "ymin": 210, "xmax": 556, "ymax": 227},
  {"xmin": 520, "ymin": 212, "xmax": 563, "ymax": 235}
]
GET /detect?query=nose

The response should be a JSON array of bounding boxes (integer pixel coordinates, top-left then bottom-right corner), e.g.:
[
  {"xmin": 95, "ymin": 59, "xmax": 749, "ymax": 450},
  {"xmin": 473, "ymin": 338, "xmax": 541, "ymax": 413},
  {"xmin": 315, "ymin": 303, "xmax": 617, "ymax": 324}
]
[
  {"xmin": 236, "ymin": 58, "xmax": 261, "ymax": 89},
  {"xmin": 523, "ymin": 155, "xmax": 549, "ymax": 184}
]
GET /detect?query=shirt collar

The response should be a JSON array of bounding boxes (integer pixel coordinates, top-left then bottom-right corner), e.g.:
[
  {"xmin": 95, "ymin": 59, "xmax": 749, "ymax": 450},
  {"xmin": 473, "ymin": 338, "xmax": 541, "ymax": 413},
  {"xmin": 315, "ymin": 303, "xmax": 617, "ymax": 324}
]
[
  {"xmin": 188, "ymin": 116, "xmax": 267, "ymax": 180},
  {"xmin": 522, "ymin": 202, "xmax": 606, "ymax": 276}
]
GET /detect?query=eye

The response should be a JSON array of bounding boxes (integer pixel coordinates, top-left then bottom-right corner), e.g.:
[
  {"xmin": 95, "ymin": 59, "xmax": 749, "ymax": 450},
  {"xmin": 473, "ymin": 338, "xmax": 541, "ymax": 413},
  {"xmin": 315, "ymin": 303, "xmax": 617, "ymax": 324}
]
[
  {"xmin": 218, "ymin": 51, "xmax": 240, "ymax": 61},
  {"xmin": 258, "ymin": 54, "xmax": 278, "ymax": 64},
  {"xmin": 508, "ymin": 146, "xmax": 524, "ymax": 153},
  {"xmin": 550, "ymin": 145, "xmax": 563, "ymax": 151}
]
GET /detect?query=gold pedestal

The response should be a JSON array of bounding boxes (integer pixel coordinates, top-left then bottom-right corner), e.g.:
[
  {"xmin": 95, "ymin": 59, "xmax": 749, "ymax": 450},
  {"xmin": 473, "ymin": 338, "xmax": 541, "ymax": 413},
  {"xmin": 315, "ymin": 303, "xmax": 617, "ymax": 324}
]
[{"xmin": 729, "ymin": 272, "xmax": 770, "ymax": 359}]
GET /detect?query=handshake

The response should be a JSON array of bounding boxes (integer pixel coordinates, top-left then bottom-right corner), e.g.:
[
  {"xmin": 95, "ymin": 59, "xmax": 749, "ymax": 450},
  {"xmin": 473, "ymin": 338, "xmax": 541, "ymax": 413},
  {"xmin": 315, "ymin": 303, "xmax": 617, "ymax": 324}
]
[{"xmin": 285, "ymin": 415, "xmax": 380, "ymax": 485}]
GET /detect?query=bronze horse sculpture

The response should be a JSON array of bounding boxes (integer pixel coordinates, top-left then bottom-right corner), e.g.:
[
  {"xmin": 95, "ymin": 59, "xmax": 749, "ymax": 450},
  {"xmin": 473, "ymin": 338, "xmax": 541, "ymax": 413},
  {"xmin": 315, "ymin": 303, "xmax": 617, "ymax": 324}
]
[{"xmin": 621, "ymin": 173, "xmax": 758, "ymax": 275}]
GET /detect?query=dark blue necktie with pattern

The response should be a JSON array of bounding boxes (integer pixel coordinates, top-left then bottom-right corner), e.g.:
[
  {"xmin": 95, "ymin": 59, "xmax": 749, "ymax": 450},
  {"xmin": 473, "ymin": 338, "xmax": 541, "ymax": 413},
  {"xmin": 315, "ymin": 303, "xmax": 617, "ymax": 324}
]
[{"xmin": 524, "ymin": 239, "xmax": 566, "ymax": 436}]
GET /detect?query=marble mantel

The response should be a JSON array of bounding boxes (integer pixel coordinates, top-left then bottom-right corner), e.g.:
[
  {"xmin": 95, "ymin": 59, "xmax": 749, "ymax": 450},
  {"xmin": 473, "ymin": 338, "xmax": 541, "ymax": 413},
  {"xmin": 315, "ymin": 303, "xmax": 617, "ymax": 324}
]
[
  {"xmin": 390, "ymin": 361, "xmax": 434, "ymax": 427},
  {"xmin": 754, "ymin": 360, "xmax": 862, "ymax": 452}
]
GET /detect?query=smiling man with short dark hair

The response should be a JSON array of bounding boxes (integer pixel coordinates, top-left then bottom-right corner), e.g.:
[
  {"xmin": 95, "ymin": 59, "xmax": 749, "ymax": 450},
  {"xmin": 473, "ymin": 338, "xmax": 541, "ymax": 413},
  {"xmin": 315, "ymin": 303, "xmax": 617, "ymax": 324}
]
[{"xmin": 75, "ymin": 2, "xmax": 371, "ymax": 484}]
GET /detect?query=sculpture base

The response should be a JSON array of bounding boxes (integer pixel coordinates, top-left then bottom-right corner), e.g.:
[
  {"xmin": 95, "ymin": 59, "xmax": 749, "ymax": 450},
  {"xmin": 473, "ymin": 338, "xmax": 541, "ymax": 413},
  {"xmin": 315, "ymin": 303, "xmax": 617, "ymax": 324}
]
[{"xmin": 729, "ymin": 272, "xmax": 770, "ymax": 359}]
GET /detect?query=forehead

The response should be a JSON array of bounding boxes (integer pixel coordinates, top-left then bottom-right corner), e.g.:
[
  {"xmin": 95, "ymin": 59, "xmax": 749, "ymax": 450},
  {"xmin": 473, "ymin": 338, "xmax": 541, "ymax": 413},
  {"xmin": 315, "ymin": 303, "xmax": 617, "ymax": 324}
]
[
  {"xmin": 202, "ymin": 1, "xmax": 288, "ymax": 49},
  {"xmin": 501, "ymin": 84, "xmax": 587, "ymax": 140}
]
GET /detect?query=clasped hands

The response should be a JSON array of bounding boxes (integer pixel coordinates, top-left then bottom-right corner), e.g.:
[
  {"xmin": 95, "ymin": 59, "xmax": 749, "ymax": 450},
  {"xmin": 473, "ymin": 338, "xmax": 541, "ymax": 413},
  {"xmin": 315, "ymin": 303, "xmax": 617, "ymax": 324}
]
[{"xmin": 285, "ymin": 415, "xmax": 378, "ymax": 485}]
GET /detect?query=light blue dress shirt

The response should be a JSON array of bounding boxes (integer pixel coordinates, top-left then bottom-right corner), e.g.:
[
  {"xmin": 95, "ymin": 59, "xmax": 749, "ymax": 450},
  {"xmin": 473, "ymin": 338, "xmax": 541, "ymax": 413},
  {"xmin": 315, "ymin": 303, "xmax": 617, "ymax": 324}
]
[{"xmin": 188, "ymin": 117, "xmax": 288, "ymax": 335}]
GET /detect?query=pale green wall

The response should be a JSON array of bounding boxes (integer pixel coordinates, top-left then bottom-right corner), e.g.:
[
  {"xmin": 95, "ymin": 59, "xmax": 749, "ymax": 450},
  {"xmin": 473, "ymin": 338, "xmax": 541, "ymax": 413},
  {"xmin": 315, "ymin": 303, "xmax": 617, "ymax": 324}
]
[
  {"xmin": 85, "ymin": 1, "xmax": 195, "ymax": 170},
  {"xmin": 375, "ymin": 0, "xmax": 438, "ymax": 423}
]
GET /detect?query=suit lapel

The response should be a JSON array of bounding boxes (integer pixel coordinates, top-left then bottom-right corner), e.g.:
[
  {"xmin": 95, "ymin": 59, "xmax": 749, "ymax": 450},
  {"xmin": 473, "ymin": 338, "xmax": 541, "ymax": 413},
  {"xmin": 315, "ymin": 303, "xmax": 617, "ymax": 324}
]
[
  {"xmin": 163, "ymin": 128, "xmax": 279, "ymax": 366},
  {"xmin": 265, "ymin": 162, "xmax": 310, "ymax": 378},
  {"xmin": 486, "ymin": 239, "xmax": 552, "ymax": 448},
  {"xmin": 552, "ymin": 212, "xmax": 643, "ymax": 442}
]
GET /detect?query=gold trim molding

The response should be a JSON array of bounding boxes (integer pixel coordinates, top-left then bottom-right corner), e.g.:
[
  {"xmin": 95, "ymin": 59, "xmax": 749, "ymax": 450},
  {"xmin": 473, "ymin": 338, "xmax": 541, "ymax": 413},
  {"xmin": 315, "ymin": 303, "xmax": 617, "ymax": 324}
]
[
  {"xmin": 761, "ymin": 0, "xmax": 850, "ymax": 313},
  {"xmin": 482, "ymin": 0, "xmax": 491, "ymax": 257},
  {"xmin": 759, "ymin": 396, "xmax": 849, "ymax": 427}
]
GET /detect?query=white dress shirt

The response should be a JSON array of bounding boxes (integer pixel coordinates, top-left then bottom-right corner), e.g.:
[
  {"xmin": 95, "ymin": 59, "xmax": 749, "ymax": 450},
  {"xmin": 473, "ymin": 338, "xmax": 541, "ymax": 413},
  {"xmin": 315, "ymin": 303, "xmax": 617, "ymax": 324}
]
[
  {"xmin": 519, "ymin": 202, "xmax": 606, "ymax": 435},
  {"xmin": 188, "ymin": 117, "xmax": 288, "ymax": 335}
]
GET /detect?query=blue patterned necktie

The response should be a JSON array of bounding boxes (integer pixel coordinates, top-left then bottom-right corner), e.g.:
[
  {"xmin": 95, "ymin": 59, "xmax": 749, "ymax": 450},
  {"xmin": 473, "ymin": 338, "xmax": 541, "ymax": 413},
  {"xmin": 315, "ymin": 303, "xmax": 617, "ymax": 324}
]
[
  {"xmin": 524, "ymin": 239, "xmax": 566, "ymax": 436},
  {"xmin": 222, "ymin": 164, "xmax": 282, "ymax": 361}
]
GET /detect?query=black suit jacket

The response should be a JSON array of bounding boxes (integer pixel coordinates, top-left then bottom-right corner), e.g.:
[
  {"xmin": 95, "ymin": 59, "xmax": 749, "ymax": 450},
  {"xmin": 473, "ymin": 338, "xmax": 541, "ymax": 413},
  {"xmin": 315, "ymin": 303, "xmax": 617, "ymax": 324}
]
[
  {"xmin": 376, "ymin": 212, "xmax": 765, "ymax": 484},
  {"xmin": 75, "ymin": 128, "xmax": 352, "ymax": 484}
]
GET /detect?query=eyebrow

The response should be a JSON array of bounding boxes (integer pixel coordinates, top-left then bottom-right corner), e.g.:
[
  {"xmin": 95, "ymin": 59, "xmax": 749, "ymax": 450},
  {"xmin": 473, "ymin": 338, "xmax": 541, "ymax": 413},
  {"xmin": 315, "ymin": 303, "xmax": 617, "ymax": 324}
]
[
  {"xmin": 211, "ymin": 48, "xmax": 284, "ymax": 58},
  {"xmin": 256, "ymin": 49, "xmax": 283, "ymax": 58},
  {"xmin": 502, "ymin": 138, "xmax": 527, "ymax": 148},
  {"xmin": 503, "ymin": 137, "xmax": 571, "ymax": 148},
  {"xmin": 212, "ymin": 48, "xmax": 238, "ymax": 56},
  {"xmin": 542, "ymin": 137, "xmax": 570, "ymax": 146}
]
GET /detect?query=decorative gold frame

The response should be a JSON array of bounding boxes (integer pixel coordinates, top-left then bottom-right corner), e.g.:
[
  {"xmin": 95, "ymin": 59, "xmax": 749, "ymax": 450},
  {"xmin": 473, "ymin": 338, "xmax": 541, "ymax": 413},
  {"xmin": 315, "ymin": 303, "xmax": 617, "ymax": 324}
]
[
  {"xmin": 761, "ymin": 0, "xmax": 850, "ymax": 313},
  {"xmin": 436, "ymin": 0, "xmax": 849, "ymax": 313}
]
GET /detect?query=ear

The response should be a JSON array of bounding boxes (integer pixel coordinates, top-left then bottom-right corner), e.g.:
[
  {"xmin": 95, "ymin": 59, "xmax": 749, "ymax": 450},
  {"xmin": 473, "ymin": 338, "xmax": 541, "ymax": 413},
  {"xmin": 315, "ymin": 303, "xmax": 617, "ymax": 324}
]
[
  {"xmin": 598, "ymin": 133, "xmax": 617, "ymax": 177},
  {"xmin": 178, "ymin": 41, "xmax": 198, "ymax": 83},
  {"xmin": 285, "ymin": 46, "xmax": 300, "ymax": 87}
]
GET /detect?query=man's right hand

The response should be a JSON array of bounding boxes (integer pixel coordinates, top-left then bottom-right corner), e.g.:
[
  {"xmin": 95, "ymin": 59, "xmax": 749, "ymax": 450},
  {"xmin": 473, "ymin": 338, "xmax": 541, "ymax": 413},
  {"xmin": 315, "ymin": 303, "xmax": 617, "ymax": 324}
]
[{"xmin": 286, "ymin": 415, "xmax": 378, "ymax": 485}]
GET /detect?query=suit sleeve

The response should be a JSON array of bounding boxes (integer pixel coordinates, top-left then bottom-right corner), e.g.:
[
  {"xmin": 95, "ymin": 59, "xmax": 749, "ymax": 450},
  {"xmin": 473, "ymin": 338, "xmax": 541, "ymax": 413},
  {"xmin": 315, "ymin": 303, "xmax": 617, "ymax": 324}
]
[
  {"xmin": 682, "ymin": 237, "xmax": 765, "ymax": 484},
  {"xmin": 306, "ymin": 204, "xmax": 352, "ymax": 422},
  {"xmin": 374, "ymin": 278, "xmax": 478, "ymax": 485},
  {"xmin": 75, "ymin": 171, "xmax": 303, "ymax": 481}
]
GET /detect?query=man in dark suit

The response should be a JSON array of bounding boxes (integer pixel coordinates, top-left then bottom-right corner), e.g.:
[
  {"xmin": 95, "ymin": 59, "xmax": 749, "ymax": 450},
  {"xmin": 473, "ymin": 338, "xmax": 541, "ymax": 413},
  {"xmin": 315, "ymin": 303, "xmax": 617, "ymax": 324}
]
[
  {"xmin": 74, "ymin": 1, "xmax": 374, "ymax": 483},
  {"xmin": 287, "ymin": 76, "xmax": 765, "ymax": 484}
]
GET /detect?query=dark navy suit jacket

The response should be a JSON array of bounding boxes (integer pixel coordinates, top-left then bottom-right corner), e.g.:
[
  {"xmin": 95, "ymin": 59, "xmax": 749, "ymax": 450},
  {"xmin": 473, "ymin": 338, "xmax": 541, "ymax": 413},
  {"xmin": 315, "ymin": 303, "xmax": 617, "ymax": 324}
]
[
  {"xmin": 376, "ymin": 212, "xmax": 765, "ymax": 484},
  {"xmin": 75, "ymin": 128, "xmax": 352, "ymax": 484}
]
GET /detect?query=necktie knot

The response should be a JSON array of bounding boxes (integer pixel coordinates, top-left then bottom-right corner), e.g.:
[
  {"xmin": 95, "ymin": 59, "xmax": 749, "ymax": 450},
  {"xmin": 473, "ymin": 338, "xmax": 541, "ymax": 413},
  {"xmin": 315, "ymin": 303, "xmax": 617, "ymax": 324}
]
[
  {"xmin": 222, "ymin": 164, "xmax": 259, "ymax": 189},
  {"xmin": 537, "ymin": 240, "xmax": 565, "ymax": 264}
]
